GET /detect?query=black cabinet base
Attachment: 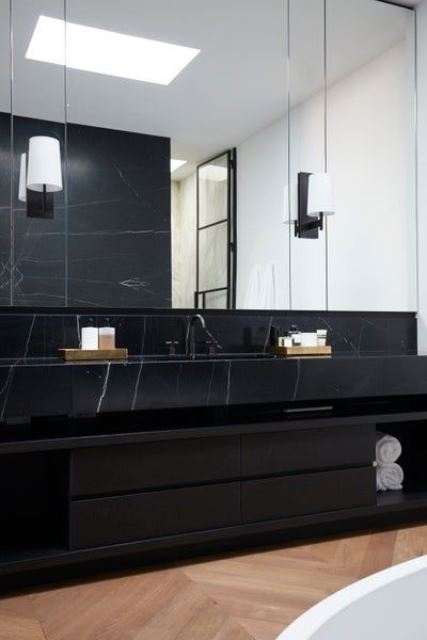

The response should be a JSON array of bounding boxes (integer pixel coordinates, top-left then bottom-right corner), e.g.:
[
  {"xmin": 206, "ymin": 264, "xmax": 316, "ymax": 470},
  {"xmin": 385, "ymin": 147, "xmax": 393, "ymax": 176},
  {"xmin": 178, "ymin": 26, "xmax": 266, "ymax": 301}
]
[
  {"xmin": 1, "ymin": 489, "xmax": 427, "ymax": 591},
  {"xmin": 3, "ymin": 401, "xmax": 427, "ymax": 591}
]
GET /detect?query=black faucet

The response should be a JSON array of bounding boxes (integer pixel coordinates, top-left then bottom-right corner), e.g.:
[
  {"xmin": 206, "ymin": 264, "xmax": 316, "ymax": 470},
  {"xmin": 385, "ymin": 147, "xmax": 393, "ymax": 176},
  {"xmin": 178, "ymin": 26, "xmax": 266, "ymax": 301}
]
[{"xmin": 185, "ymin": 314, "xmax": 223, "ymax": 358}]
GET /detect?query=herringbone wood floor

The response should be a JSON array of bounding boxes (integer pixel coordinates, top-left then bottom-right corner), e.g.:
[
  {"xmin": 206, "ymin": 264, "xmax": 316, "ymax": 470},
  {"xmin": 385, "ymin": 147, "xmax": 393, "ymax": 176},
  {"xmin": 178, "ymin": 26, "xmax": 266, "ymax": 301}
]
[{"xmin": 2, "ymin": 523, "xmax": 427, "ymax": 640}]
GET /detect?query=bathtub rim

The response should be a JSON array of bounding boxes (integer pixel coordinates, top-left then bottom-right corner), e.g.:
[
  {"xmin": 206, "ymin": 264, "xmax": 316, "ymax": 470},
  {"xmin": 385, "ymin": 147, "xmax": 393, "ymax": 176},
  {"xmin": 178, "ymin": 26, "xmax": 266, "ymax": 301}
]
[{"xmin": 276, "ymin": 554, "xmax": 427, "ymax": 640}]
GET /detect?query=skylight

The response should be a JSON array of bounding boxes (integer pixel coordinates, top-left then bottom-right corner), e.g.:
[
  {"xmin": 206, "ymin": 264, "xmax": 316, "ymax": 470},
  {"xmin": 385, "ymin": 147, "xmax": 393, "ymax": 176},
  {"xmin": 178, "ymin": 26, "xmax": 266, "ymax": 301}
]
[
  {"xmin": 26, "ymin": 16, "xmax": 201, "ymax": 85},
  {"xmin": 171, "ymin": 159, "xmax": 187, "ymax": 173}
]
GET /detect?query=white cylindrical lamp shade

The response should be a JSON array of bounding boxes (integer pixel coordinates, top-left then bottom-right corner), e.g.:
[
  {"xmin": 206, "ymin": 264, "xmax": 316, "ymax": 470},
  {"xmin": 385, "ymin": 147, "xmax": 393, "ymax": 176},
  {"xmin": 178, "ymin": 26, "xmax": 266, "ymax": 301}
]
[
  {"xmin": 307, "ymin": 173, "xmax": 335, "ymax": 217},
  {"xmin": 27, "ymin": 136, "xmax": 63, "ymax": 193},
  {"xmin": 18, "ymin": 153, "xmax": 27, "ymax": 202}
]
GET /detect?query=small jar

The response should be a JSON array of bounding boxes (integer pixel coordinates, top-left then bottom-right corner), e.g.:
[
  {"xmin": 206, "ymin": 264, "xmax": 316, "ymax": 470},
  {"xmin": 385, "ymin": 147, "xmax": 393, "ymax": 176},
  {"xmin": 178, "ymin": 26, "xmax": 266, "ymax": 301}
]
[
  {"xmin": 317, "ymin": 329, "xmax": 328, "ymax": 347},
  {"xmin": 81, "ymin": 319, "xmax": 98, "ymax": 350},
  {"xmin": 99, "ymin": 327, "xmax": 115, "ymax": 350}
]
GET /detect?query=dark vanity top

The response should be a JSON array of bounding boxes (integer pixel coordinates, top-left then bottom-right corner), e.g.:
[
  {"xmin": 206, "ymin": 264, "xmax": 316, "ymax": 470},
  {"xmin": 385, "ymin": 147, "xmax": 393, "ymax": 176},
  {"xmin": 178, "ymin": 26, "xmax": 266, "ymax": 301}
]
[
  {"xmin": 0, "ymin": 351, "xmax": 426, "ymax": 422},
  {"xmin": 0, "ymin": 350, "xmax": 423, "ymax": 366}
]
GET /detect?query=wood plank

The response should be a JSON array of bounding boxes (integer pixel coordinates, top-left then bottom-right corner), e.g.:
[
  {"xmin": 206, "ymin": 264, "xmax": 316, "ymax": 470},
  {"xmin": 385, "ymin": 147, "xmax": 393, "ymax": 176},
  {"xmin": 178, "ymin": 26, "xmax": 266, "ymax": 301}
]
[
  {"xmin": 58, "ymin": 349, "xmax": 128, "ymax": 361},
  {"xmin": 0, "ymin": 595, "xmax": 46, "ymax": 640},
  {"xmin": 268, "ymin": 346, "xmax": 331, "ymax": 357},
  {"xmin": 3, "ymin": 522, "xmax": 427, "ymax": 640}
]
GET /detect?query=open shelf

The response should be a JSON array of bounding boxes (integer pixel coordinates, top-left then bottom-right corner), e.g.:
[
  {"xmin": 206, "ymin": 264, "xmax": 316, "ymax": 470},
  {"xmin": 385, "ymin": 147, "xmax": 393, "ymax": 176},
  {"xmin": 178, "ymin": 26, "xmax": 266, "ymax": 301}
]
[
  {"xmin": 377, "ymin": 488, "xmax": 427, "ymax": 510},
  {"xmin": 0, "ymin": 451, "xmax": 69, "ymax": 558}
]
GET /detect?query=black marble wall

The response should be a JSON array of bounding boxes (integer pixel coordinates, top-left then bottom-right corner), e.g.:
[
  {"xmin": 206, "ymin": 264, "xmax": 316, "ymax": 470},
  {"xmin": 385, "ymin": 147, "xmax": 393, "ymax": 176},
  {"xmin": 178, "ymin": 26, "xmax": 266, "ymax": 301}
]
[
  {"xmin": 0, "ymin": 309, "xmax": 416, "ymax": 360},
  {"xmin": 13, "ymin": 115, "xmax": 66, "ymax": 307},
  {"xmin": 67, "ymin": 123, "xmax": 171, "ymax": 307},
  {"xmin": 0, "ymin": 112, "xmax": 171, "ymax": 307}
]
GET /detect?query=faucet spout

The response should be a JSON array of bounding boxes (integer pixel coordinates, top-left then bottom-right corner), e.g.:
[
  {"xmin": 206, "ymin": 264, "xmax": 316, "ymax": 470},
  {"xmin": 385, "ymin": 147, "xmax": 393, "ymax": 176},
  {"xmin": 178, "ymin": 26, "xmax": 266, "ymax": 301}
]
[{"xmin": 185, "ymin": 314, "xmax": 222, "ymax": 358}]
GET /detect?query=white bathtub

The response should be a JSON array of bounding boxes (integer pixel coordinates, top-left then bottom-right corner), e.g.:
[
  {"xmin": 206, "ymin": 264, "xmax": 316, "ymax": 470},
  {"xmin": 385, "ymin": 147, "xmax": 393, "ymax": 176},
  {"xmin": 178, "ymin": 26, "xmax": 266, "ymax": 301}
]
[{"xmin": 277, "ymin": 555, "xmax": 427, "ymax": 640}]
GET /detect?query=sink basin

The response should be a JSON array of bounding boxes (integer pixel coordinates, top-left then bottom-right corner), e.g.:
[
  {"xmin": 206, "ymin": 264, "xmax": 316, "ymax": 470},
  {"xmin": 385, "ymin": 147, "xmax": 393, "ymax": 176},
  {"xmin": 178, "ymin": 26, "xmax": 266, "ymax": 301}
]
[
  {"xmin": 139, "ymin": 353, "xmax": 276, "ymax": 362},
  {"xmin": 189, "ymin": 352, "xmax": 276, "ymax": 361}
]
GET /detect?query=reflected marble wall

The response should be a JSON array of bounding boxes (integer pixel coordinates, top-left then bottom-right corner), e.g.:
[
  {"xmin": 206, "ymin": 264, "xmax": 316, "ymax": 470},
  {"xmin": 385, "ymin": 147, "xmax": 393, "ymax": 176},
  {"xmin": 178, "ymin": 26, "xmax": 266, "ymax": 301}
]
[
  {"xmin": 13, "ymin": 115, "xmax": 66, "ymax": 307},
  {"xmin": 67, "ymin": 123, "xmax": 171, "ymax": 307},
  {"xmin": 0, "ymin": 112, "xmax": 172, "ymax": 307},
  {"xmin": 171, "ymin": 173, "xmax": 197, "ymax": 307},
  {"xmin": 172, "ymin": 162, "xmax": 229, "ymax": 309}
]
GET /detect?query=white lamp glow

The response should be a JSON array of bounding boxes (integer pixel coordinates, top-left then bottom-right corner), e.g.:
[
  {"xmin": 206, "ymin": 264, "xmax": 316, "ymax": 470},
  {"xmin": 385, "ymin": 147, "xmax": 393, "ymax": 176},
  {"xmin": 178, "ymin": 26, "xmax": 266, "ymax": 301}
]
[
  {"xmin": 307, "ymin": 173, "xmax": 335, "ymax": 217},
  {"xmin": 26, "ymin": 16, "xmax": 201, "ymax": 86},
  {"xmin": 18, "ymin": 153, "xmax": 27, "ymax": 202},
  {"xmin": 27, "ymin": 136, "xmax": 62, "ymax": 193}
]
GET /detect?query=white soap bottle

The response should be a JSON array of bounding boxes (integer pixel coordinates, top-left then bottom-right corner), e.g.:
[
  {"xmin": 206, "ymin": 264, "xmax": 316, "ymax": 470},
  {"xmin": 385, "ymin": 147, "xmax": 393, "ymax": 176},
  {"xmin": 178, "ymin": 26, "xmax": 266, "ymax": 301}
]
[{"xmin": 81, "ymin": 319, "xmax": 99, "ymax": 350}]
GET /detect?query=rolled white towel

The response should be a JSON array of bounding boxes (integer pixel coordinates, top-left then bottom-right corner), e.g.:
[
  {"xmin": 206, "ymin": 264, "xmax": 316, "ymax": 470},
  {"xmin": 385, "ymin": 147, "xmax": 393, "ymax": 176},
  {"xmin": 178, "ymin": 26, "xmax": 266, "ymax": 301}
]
[
  {"xmin": 376, "ymin": 463, "xmax": 404, "ymax": 492},
  {"xmin": 376, "ymin": 432, "xmax": 402, "ymax": 465},
  {"xmin": 243, "ymin": 265, "xmax": 262, "ymax": 309}
]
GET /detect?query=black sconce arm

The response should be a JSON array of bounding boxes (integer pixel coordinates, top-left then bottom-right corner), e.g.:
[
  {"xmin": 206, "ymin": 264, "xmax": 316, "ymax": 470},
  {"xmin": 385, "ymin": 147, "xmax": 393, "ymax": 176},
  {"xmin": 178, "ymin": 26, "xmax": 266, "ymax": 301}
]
[
  {"xmin": 294, "ymin": 212, "xmax": 324, "ymax": 237},
  {"xmin": 295, "ymin": 172, "xmax": 325, "ymax": 239}
]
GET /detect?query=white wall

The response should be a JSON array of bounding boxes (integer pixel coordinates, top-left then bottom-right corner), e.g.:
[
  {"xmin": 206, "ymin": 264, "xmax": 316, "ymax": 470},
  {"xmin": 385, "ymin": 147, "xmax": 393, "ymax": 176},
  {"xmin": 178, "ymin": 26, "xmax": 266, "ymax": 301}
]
[
  {"xmin": 417, "ymin": 0, "xmax": 427, "ymax": 349},
  {"xmin": 289, "ymin": 90, "xmax": 327, "ymax": 310},
  {"xmin": 236, "ymin": 118, "xmax": 290, "ymax": 309},
  {"xmin": 236, "ymin": 40, "xmax": 416, "ymax": 312},
  {"xmin": 327, "ymin": 41, "xmax": 417, "ymax": 311}
]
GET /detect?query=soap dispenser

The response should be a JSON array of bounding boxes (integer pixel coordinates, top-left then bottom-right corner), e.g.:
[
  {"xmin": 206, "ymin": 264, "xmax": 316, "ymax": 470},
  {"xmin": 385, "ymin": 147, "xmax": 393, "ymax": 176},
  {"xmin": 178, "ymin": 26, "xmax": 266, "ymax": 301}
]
[
  {"xmin": 289, "ymin": 325, "xmax": 302, "ymax": 346},
  {"xmin": 269, "ymin": 325, "xmax": 278, "ymax": 347},
  {"xmin": 81, "ymin": 318, "xmax": 99, "ymax": 350},
  {"xmin": 99, "ymin": 318, "xmax": 116, "ymax": 350}
]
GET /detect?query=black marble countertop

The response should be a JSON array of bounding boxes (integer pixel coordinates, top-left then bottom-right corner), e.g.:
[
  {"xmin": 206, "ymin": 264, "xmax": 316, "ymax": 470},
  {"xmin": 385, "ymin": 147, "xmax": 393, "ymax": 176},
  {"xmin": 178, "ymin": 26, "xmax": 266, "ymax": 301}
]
[{"xmin": 1, "ymin": 352, "xmax": 426, "ymax": 421}]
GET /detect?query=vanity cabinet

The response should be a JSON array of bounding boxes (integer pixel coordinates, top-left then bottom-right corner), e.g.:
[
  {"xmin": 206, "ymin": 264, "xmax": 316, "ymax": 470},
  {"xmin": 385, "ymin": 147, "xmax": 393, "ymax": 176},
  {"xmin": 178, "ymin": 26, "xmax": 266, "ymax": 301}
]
[
  {"xmin": 241, "ymin": 467, "xmax": 376, "ymax": 524},
  {"xmin": 5, "ymin": 403, "xmax": 427, "ymax": 589},
  {"xmin": 70, "ymin": 436, "xmax": 240, "ymax": 497},
  {"xmin": 68, "ymin": 422, "xmax": 376, "ymax": 551},
  {"xmin": 69, "ymin": 436, "xmax": 242, "ymax": 548},
  {"xmin": 241, "ymin": 423, "xmax": 375, "ymax": 476},
  {"xmin": 70, "ymin": 483, "xmax": 241, "ymax": 549}
]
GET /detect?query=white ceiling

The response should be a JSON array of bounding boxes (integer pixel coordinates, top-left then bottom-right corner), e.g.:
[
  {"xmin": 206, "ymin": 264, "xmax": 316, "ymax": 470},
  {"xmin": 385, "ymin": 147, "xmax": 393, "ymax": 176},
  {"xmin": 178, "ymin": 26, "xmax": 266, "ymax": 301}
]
[{"xmin": 0, "ymin": 0, "xmax": 415, "ymax": 178}]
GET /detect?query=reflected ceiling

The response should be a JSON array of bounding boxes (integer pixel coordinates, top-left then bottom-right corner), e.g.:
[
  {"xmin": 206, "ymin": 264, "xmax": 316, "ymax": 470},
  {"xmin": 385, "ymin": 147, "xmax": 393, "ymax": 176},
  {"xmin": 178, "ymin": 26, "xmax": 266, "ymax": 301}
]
[{"xmin": 0, "ymin": 0, "xmax": 415, "ymax": 177}]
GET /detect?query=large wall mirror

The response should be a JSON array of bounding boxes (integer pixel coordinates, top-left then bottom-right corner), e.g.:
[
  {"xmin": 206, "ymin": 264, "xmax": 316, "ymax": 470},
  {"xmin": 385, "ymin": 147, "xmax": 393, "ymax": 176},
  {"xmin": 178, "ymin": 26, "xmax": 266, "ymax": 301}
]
[{"xmin": 0, "ymin": 0, "xmax": 416, "ymax": 310}]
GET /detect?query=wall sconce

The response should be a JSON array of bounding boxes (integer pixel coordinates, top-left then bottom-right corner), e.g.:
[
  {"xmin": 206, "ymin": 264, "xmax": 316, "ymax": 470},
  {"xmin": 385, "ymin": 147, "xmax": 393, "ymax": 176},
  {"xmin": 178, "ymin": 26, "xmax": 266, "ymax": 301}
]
[
  {"xmin": 295, "ymin": 172, "xmax": 335, "ymax": 239},
  {"xmin": 20, "ymin": 136, "xmax": 63, "ymax": 219}
]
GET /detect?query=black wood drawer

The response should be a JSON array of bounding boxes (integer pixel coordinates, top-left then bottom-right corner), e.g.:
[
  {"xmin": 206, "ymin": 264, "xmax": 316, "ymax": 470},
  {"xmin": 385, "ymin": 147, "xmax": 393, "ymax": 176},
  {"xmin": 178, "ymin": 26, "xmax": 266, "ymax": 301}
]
[
  {"xmin": 242, "ymin": 424, "xmax": 375, "ymax": 477},
  {"xmin": 241, "ymin": 466, "xmax": 376, "ymax": 523},
  {"xmin": 69, "ymin": 482, "xmax": 240, "ymax": 549},
  {"xmin": 71, "ymin": 436, "xmax": 239, "ymax": 497}
]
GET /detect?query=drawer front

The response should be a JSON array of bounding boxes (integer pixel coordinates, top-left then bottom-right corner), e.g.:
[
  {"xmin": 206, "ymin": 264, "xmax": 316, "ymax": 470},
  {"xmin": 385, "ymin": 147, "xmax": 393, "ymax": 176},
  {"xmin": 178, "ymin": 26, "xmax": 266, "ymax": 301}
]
[
  {"xmin": 71, "ymin": 436, "xmax": 240, "ymax": 497},
  {"xmin": 242, "ymin": 424, "xmax": 375, "ymax": 477},
  {"xmin": 241, "ymin": 466, "xmax": 376, "ymax": 523},
  {"xmin": 70, "ymin": 482, "xmax": 240, "ymax": 549}
]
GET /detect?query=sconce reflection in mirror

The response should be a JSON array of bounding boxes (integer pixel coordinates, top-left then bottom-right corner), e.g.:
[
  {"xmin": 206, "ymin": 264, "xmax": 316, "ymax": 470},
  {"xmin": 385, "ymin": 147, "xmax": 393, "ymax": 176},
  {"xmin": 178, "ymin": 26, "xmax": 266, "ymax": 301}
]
[
  {"xmin": 18, "ymin": 136, "xmax": 63, "ymax": 219},
  {"xmin": 295, "ymin": 172, "xmax": 335, "ymax": 239}
]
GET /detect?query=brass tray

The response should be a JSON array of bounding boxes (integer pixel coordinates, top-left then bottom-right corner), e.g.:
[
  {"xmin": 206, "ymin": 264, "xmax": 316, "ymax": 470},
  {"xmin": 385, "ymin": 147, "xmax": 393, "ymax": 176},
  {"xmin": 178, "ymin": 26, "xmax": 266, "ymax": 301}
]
[
  {"xmin": 59, "ymin": 348, "xmax": 128, "ymax": 361},
  {"xmin": 268, "ymin": 345, "xmax": 332, "ymax": 358}
]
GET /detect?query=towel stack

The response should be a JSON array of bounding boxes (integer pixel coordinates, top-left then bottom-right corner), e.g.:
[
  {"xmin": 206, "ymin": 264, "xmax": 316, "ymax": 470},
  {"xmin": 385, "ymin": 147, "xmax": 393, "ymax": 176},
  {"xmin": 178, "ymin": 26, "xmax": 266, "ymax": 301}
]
[
  {"xmin": 376, "ymin": 433, "xmax": 404, "ymax": 492},
  {"xmin": 243, "ymin": 262, "xmax": 277, "ymax": 309}
]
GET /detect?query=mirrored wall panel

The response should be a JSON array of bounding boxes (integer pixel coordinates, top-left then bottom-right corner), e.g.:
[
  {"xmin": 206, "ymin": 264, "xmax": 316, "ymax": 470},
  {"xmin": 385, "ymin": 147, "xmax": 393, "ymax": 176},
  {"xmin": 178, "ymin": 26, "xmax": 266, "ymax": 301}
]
[
  {"xmin": 66, "ymin": 0, "xmax": 288, "ymax": 308},
  {"xmin": 326, "ymin": 0, "xmax": 416, "ymax": 311},
  {"xmin": 0, "ymin": 0, "xmax": 417, "ymax": 310},
  {"xmin": 12, "ymin": 0, "xmax": 66, "ymax": 306},
  {"xmin": 289, "ymin": 0, "xmax": 327, "ymax": 310},
  {"xmin": 0, "ymin": 0, "xmax": 11, "ymax": 305}
]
